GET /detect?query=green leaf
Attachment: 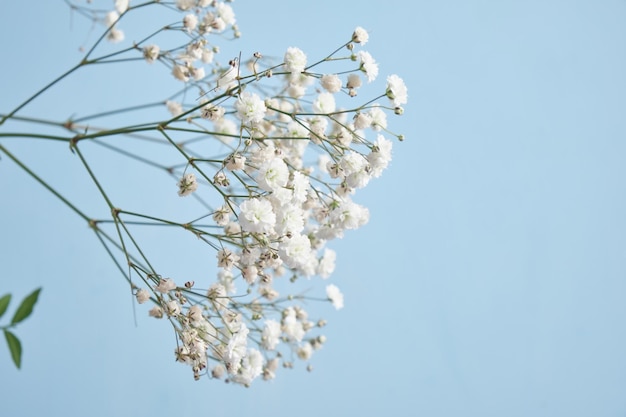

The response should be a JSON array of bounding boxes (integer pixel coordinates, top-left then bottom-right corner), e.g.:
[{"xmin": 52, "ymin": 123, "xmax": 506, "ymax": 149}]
[
  {"xmin": 0, "ymin": 294, "xmax": 10, "ymax": 319},
  {"xmin": 4, "ymin": 330, "xmax": 22, "ymax": 369},
  {"xmin": 11, "ymin": 288, "xmax": 42, "ymax": 325}
]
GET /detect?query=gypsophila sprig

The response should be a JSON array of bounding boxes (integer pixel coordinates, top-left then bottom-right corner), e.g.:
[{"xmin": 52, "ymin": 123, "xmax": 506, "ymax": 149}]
[{"xmin": 1, "ymin": 2, "xmax": 408, "ymax": 386}]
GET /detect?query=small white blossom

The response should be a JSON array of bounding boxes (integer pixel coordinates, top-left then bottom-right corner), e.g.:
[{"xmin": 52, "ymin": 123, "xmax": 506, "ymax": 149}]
[
  {"xmin": 261, "ymin": 319, "xmax": 282, "ymax": 350},
  {"xmin": 357, "ymin": 51, "xmax": 378, "ymax": 82},
  {"xmin": 320, "ymin": 74, "xmax": 342, "ymax": 93},
  {"xmin": 386, "ymin": 74, "xmax": 408, "ymax": 107},
  {"xmin": 347, "ymin": 73, "xmax": 362, "ymax": 89},
  {"xmin": 136, "ymin": 288, "xmax": 150, "ymax": 304},
  {"xmin": 143, "ymin": 44, "xmax": 160, "ymax": 63},
  {"xmin": 235, "ymin": 91, "xmax": 267, "ymax": 125},
  {"xmin": 172, "ymin": 64, "xmax": 190, "ymax": 82},
  {"xmin": 166, "ymin": 100, "xmax": 183, "ymax": 117},
  {"xmin": 326, "ymin": 284, "xmax": 344, "ymax": 310},
  {"xmin": 115, "ymin": 0, "xmax": 129, "ymax": 14},
  {"xmin": 317, "ymin": 248, "xmax": 336, "ymax": 279},
  {"xmin": 107, "ymin": 27, "xmax": 124, "ymax": 43},
  {"xmin": 352, "ymin": 26, "xmax": 369, "ymax": 44},
  {"xmin": 284, "ymin": 47, "xmax": 307, "ymax": 74},
  {"xmin": 257, "ymin": 157, "xmax": 289, "ymax": 192},
  {"xmin": 183, "ymin": 14, "xmax": 198, "ymax": 32},
  {"xmin": 238, "ymin": 198, "xmax": 276, "ymax": 234},
  {"xmin": 313, "ymin": 92, "xmax": 336, "ymax": 114},
  {"xmin": 177, "ymin": 173, "xmax": 198, "ymax": 196},
  {"xmin": 149, "ymin": 306, "xmax": 163, "ymax": 318},
  {"xmin": 155, "ymin": 278, "xmax": 176, "ymax": 293}
]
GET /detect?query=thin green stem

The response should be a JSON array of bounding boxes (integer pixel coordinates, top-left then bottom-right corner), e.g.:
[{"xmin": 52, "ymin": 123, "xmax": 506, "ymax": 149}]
[{"xmin": 0, "ymin": 145, "xmax": 90, "ymax": 223}]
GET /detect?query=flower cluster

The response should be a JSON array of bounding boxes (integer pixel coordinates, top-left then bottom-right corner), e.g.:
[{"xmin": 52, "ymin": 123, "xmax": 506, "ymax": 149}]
[{"xmin": 76, "ymin": 1, "xmax": 407, "ymax": 386}]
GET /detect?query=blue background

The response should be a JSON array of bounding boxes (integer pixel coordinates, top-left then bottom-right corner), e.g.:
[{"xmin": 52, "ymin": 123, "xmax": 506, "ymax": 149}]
[{"xmin": 2, "ymin": 1, "xmax": 626, "ymax": 416}]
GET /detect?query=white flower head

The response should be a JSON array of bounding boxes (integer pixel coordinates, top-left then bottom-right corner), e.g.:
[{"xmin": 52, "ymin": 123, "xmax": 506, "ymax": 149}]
[
  {"xmin": 177, "ymin": 173, "xmax": 198, "ymax": 196},
  {"xmin": 313, "ymin": 92, "xmax": 336, "ymax": 114},
  {"xmin": 238, "ymin": 198, "xmax": 276, "ymax": 234},
  {"xmin": 352, "ymin": 26, "xmax": 369, "ymax": 45},
  {"xmin": 136, "ymin": 288, "xmax": 150, "ymax": 304},
  {"xmin": 261, "ymin": 319, "xmax": 282, "ymax": 350},
  {"xmin": 166, "ymin": 100, "xmax": 183, "ymax": 117},
  {"xmin": 357, "ymin": 51, "xmax": 379, "ymax": 83},
  {"xmin": 284, "ymin": 47, "xmax": 307, "ymax": 74},
  {"xmin": 367, "ymin": 134, "xmax": 393, "ymax": 178},
  {"xmin": 115, "ymin": 0, "xmax": 130, "ymax": 14},
  {"xmin": 317, "ymin": 248, "xmax": 336, "ymax": 279},
  {"xmin": 155, "ymin": 278, "xmax": 176, "ymax": 293},
  {"xmin": 143, "ymin": 44, "xmax": 160, "ymax": 63},
  {"xmin": 235, "ymin": 91, "xmax": 267, "ymax": 125},
  {"xmin": 257, "ymin": 157, "xmax": 289, "ymax": 192},
  {"xmin": 320, "ymin": 74, "xmax": 342, "ymax": 93},
  {"xmin": 326, "ymin": 284, "xmax": 344, "ymax": 310},
  {"xmin": 386, "ymin": 74, "xmax": 408, "ymax": 107},
  {"xmin": 107, "ymin": 27, "xmax": 124, "ymax": 43},
  {"xmin": 183, "ymin": 14, "xmax": 198, "ymax": 32}
]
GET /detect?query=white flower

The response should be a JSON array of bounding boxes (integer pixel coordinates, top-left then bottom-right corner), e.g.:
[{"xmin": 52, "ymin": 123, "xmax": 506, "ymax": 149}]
[
  {"xmin": 232, "ymin": 348, "xmax": 263, "ymax": 386},
  {"xmin": 386, "ymin": 74, "xmax": 408, "ymax": 107},
  {"xmin": 284, "ymin": 47, "xmax": 307, "ymax": 74},
  {"xmin": 331, "ymin": 199, "xmax": 370, "ymax": 231},
  {"xmin": 352, "ymin": 27, "xmax": 369, "ymax": 44},
  {"xmin": 320, "ymin": 74, "xmax": 342, "ymax": 93},
  {"xmin": 353, "ymin": 112, "xmax": 372, "ymax": 130},
  {"xmin": 115, "ymin": 0, "xmax": 129, "ymax": 13},
  {"xmin": 201, "ymin": 104, "xmax": 225, "ymax": 121},
  {"xmin": 183, "ymin": 14, "xmax": 198, "ymax": 32},
  {"xmin": 367, "ymin": 134, "xmax": 393, "ymax": 178},
  {"xmin": 346, "ymin": 73, "xmax": 362, "ymax": 89},
  {"xmin": 290, "ymin": 171, "xmax": 310, "ymax": 204},
  {"xmin": 317, "ymin": 248, "xmax": 336, "ymax": 279},
  {"xmin": 297, "ymin": 343, "xmax": 313, "ymax": 360},
  {"xmin": 278, "ymin": 233, "xmax": 314, "ymax": 270},
  {"xmin": 172, "ymin": 64, "xmax": 190, "ymax": 82},
  {"xmin": 282, "ymin": 308, "xmax": 305, "ymax": 342},
  {"xmin": 225, "ymin": 153, "xmax": 246, "ymax": 171},
  {"xmin": 214, "ymin": 118, "xmax": 237, "ymax": 142},
  {"xmin": 166, "ymin": 100, "xmax": 182, "ymax": 117},
  {"xmin": 107, "ymin": 27, "xmax": 124, "ymax": 43},
  {"xmin": 149, "ymin": 306, "xmax": 163, "ymax": 318},
  {"xmin": 340, "ymin": 151, "xmax": 371, "ymax": 189},
  {"xmin": 155, "ymin": 278, "xmax": 176, "ymax": 293},
  {"xmin": 274, "ymin": 205, "xmax": 305, "ymax": 235},
  {"xmin": 176, "ymin": 0, "xmax": 194, "ymax": 10},
  {"xmin": 261, "ymin": 319, "xmax": 282, "ymax": 350},
  {"xmin": 136, "ymin": 288, "xmax": 150, "ymax": 304},
  {"xmin": 216, "ymin": 2, "xmax": 236, "ymax": 26},
  {"xmin": 104, "ymin": 11, "xmax": 119, "ymax": 27},
  {"xmin": 166, "ymin": 300, "xmax": 181, "ymax": 317},
  {"xmin": 326, "ymin": 284, "xmax": 344, "ymax": 310},
  {"xmin": 143, "ymin": 44, "xmax": 160, "ymax": 63},
  {"xmin": 257, "ymin": 157, "xmax": 289, "ymax": 192},
  {"xmin": 368, "ymin": 105, "xmax": 387, "ymax": 131},
  {"xmin": 313, "ymin": 92, "xmax": 336, "ymax": 114},
  {"xmin": 238, "ymin": 198, "xmax": 276, "ymax": 234},
  {"xmin": 357, "ymin": 51, "xmax": 379, "ymax": 82},
  {"xmin": 190, "ymin": 66, "xmax": 205, "ymax": 81},
  {"xmin": 218, "ymin": 269, "xmax": 236, "ymax": 294},
  {"xmin": 177, "ymin": 173, "xmax": 198, "ymax": 196},
  {"xmin": 235, "ymin": 91, "xmax": 267, "ymax": 125},
  {"xmin": 217, "ymin": 248, "xmax": 239, "ymax": 270},
  {"xmin": 225, "ymin": 323, "xmax": 249, "ymax": 373}
]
